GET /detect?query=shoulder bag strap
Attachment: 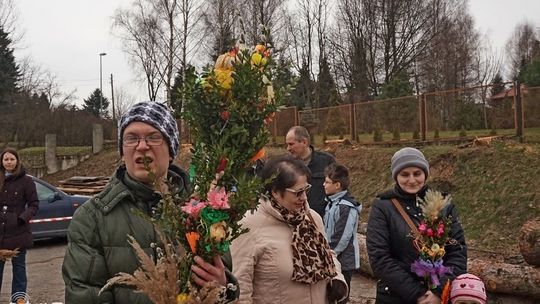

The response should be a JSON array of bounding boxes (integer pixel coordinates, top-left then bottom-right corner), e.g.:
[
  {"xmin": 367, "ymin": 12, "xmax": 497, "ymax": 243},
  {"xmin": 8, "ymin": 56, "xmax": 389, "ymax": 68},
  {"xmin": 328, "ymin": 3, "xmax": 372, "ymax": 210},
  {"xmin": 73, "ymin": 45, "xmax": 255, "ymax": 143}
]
[{"xmin": 390, "ymin": 198, "xmax": 420, "ymax": 237}]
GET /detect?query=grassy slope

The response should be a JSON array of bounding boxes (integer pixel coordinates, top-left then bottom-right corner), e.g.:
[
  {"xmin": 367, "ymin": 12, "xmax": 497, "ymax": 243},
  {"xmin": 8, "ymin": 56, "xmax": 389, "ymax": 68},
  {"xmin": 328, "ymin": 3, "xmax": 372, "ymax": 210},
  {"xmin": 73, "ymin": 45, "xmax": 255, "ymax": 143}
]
[{"xmin": 331, "ymin": 142, "xmax": 540, "ymax": 257}]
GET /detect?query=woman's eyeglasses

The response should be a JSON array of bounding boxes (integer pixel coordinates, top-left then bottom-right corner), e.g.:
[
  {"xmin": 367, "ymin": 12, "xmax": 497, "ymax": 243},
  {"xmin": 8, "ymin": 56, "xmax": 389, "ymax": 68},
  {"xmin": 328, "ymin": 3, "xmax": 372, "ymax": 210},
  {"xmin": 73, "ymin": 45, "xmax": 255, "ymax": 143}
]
[{"xmin": 285, "ymin": 184, "xmax": 312, "ymax": 198}]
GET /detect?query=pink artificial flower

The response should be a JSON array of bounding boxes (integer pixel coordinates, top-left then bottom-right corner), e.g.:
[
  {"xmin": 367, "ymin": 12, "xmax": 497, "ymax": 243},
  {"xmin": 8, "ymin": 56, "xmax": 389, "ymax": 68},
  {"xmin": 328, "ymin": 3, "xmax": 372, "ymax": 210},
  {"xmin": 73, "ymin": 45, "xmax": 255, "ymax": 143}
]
[
  {"xmin": 207, "ymin": 187, "xmax": 230, "ymax": 209},
  {"xmin": 437, "ymin": 223, "xmax": 445, "ymax": 236},
  {"xmin": 426, "ymin": 228, "xmax": 434, "ymax": 237},
  {"xmin": 181, "ymin": 198, "xmax": 207, "ymax": 217},
  {"xmin": 418, "ymin": 222, "xmax": 427, "ymax": 234}
]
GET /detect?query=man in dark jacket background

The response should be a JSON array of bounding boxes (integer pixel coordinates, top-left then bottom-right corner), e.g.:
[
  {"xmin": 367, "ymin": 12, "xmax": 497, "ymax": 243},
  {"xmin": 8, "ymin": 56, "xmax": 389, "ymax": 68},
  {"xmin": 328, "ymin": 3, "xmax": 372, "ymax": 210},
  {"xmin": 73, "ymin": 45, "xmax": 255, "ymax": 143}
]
[
  {"xmin": 62, "ymin": 101, "xmax": 238, "ymax": 304},
  {"xmin": 286, "ymin": 126, "xmax": 335, "ymax": 218}
]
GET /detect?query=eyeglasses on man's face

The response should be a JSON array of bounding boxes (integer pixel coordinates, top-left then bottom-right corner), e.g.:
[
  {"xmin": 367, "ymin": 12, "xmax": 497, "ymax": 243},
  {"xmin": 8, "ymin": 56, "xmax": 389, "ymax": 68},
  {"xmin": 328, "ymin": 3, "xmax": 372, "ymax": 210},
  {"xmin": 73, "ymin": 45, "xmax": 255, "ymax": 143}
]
[
  {"xmin": 285, "ymin": 184, "xmax": 312, "ymax": 198},
  {"xmin": 123, "ymin": 133, "xmax": 164, "ymax": 147}
]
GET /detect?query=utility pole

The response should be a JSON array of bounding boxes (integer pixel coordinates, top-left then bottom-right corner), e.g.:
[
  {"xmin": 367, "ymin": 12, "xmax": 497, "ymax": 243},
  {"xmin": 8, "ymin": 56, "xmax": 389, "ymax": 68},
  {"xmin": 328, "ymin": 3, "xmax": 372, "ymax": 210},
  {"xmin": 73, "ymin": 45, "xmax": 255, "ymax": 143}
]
[
  {"xmin": 99, "ymin": 52, "xmax": 107, "ymax": 116},
  {"xmin": 110, "ymin": 74, "xmax": 116, "ymax": 121}
]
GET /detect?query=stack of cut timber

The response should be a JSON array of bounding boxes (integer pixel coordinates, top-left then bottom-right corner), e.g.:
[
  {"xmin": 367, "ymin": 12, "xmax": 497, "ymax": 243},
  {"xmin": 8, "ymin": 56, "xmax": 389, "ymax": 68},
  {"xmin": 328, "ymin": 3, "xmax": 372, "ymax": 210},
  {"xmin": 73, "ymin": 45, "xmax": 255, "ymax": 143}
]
[{"xmin": 58, "ymin": 176, "xmax": 110, "ymax": 195}]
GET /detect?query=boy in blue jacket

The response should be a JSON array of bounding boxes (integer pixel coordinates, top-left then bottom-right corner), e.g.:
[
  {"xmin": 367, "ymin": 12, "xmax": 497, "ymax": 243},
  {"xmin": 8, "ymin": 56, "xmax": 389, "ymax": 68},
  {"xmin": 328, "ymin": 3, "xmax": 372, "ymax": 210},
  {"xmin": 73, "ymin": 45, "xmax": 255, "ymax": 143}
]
[{"xmin": 323, "ymin": 163, "xmax": 362, "ymax": 304}]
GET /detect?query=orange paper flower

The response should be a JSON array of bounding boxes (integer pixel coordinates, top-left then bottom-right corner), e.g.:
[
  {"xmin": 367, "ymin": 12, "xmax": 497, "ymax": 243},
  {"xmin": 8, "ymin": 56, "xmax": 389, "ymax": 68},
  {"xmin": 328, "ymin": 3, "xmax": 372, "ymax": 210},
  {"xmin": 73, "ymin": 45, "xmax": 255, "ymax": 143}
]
[
  {"xmin": 185, "ymin": 231, "xmax": 200, "ymax": 253},
  {"xmin": 250, "ymin": 148, "xmax": 265, "ymax": 162},
  {"xmin": 441, "ymin": 279, "xmax": 451, "ymax": 304}
]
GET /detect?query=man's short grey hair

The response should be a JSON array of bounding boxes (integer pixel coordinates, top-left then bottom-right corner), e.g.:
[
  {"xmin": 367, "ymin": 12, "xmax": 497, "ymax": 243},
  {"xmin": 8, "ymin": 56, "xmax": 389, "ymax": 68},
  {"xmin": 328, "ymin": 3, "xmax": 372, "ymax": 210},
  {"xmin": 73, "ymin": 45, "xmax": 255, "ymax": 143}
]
[{"xmin": 288, "ymin": 126, "xmax": 311, "ymax": 144}]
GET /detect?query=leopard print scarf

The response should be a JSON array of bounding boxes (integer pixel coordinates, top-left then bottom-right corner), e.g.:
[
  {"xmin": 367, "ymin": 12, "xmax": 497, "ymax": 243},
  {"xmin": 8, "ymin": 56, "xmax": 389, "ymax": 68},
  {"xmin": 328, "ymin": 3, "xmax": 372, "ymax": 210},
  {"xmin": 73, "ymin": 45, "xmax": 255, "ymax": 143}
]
[{"xmin": 270, "ymin": 199, "xmax": 337, "ymax": 284}]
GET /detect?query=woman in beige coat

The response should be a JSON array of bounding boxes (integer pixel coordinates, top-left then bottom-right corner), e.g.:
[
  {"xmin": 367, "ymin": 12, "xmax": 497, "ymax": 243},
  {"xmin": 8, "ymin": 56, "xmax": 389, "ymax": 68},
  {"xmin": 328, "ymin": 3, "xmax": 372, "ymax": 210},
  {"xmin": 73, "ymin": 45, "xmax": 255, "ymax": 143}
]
[{"xmin": 231, "ymin": 155, "xmax": 348, "ymax": 304}]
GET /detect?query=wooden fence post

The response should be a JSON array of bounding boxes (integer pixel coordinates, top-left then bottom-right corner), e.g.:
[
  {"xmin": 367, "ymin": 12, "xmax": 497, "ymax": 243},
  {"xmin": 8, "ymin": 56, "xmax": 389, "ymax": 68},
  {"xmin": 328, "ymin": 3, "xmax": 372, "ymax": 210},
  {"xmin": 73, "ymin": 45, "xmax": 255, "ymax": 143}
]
[
  {"xmin": 419, "ymin": 94, "xmax": 427, "ymax": 141},
  {"xmin": 350, "ymin": 102, "xmax": 357, "ymax": 141},
  {"xmin": 514, "ymin": 80, "xmax": 524, "ymax": 140}
]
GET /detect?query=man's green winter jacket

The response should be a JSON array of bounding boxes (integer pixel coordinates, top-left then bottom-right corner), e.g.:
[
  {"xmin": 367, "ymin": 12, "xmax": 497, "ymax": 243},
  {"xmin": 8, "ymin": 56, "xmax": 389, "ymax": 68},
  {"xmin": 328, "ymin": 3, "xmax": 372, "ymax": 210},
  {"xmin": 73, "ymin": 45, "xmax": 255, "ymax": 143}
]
[{"xmin": 62, "ymin": 165, "xmax": 237, "ymax": 304}]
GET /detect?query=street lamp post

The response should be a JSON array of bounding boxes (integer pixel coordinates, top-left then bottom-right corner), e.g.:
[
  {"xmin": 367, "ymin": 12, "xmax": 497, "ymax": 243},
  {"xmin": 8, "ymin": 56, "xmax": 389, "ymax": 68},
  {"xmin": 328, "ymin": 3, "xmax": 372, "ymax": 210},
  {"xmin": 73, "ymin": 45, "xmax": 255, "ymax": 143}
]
[{"xmin": 99, "ymin": 52, "xmax": 107, "ymax": 116}]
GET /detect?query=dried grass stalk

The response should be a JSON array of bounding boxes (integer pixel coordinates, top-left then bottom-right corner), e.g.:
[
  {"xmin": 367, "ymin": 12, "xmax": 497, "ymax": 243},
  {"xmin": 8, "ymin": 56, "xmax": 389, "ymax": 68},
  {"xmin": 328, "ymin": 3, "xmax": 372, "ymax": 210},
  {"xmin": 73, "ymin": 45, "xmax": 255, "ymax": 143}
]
[
  {"xmin": 101, "ymin": 232, "xmax": 180, "ymax": 303},
  {"xmin": 0, "ymin": 249, "xmax": 19, "ymax": 261},
  {"xmin": 419, "ymin": 190, "xmax": 451, "ymax": 221},
  {"xmin": 101, "ymin": 231, "xmax": 226, "ymax": 304}
]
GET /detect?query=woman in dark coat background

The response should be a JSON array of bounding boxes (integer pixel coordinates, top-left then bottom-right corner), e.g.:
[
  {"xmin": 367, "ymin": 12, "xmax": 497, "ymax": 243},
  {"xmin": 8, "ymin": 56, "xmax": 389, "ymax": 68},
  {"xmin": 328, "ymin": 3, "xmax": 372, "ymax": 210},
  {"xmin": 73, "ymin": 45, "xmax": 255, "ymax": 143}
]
[
  {"xmin": 366, "ymin": 147, "xmax": 467, "ymax": 304},
  {"xmin": 0, "ymin": 148, "xmax": 39, "ymax": 302}
]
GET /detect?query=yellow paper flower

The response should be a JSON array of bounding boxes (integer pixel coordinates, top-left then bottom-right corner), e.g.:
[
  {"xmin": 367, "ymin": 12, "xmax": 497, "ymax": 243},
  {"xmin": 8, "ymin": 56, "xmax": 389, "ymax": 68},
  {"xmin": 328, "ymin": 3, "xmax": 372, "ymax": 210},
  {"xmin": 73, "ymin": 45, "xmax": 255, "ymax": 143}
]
[
  {"xmin": 428, "ymin": 243, "xmax": 445, "ymax": 259},
  {"xmin": 176, "ymin": 293, "xmax": 191, "ymax": 303},
  {"xmin": 251, "ymin": 52, "xmax": 267, "ymax": 66},
  {"xmin": 210, "ymin": 221, "xmax": 227, "ymax": 242},
  {"xmin": 214, "ymin": 69, "xmax": 233, "ymax": 90},
  {"xmin": 215, "ymin": 52, "xmax": 236, "ymax": 70}
]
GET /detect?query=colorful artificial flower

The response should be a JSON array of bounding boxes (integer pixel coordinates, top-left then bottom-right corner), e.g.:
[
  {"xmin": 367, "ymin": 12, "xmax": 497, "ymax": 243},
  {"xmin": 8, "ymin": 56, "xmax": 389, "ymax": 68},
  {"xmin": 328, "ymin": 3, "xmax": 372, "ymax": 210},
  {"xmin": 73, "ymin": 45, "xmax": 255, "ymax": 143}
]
[
  {"xmin": 181, "ymin": 199, "xmax": 207, "ymax": 217},
  {"xmin": 209, "ymin": 221, "xmax": 228, "ymax": 242},
  {"xmin": 200, "ymin": 208, "xmax": 230, "ymax": 224},
  {"xmin": 207, "ymin": 187, "xmax": 231, "ymax": 209},
  {"xmin": 214, "ymin": 69, "xmax": 233, "ymax": 90},
  {"xmin": 220, "ymin": 110, "xmax": 230, "ymax": 121},
  {"xmin": 176, "ymin": 293, "xmax": 191, "ymax": 304},
  {"xmin": 411, "ymin": 190, "xmax": 454, "ymax": 289}
]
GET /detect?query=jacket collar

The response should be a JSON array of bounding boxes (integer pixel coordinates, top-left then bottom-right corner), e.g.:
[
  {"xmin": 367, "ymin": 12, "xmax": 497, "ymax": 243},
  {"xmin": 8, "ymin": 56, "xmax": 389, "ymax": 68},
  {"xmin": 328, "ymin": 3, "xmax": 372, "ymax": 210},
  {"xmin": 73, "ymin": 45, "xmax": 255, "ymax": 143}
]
[
  {"xmin": 96, "ymin": 164, "xmax": 189, "ymax": 215},
  {"xmin": 327, "ymin": 190, "xmax": 348, "ymax": 201}
]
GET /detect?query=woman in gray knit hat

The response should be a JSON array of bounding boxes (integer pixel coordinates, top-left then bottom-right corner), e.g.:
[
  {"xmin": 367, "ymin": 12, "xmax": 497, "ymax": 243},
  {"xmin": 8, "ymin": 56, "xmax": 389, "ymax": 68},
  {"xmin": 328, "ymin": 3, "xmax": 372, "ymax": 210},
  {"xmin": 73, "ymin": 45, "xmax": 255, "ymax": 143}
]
[{"xmin": 366, "ymin": 147, "xmax": 467, "ymax": 304}]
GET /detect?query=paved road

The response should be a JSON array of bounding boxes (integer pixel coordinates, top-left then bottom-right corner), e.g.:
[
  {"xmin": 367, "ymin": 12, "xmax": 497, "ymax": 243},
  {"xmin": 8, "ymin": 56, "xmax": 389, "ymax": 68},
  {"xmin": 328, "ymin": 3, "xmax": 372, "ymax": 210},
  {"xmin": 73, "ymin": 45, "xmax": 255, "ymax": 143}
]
[
  {"xmin": 0, "ymin": 238, "xmax": 377, "ymax": 304},
  {"xmin": 0, "ymin": 238, "xmax": 66, "ymax": 303}
]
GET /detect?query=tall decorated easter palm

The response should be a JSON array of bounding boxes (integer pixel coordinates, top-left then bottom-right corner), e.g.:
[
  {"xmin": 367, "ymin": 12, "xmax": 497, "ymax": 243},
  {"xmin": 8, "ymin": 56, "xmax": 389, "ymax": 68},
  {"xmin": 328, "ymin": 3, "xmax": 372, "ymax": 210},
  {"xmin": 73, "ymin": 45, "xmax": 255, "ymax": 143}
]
[{"xmin": 104, "ymin": 40, "xmax": 284, "ymax": 304}]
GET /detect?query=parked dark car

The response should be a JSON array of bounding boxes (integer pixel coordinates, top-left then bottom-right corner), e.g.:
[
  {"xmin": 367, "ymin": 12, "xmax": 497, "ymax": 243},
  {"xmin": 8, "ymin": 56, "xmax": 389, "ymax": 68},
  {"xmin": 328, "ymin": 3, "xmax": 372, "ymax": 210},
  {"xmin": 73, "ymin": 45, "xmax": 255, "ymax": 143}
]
[{"xmin": 29, "ymin": 176, "xmax": 90, "ymax": 239}]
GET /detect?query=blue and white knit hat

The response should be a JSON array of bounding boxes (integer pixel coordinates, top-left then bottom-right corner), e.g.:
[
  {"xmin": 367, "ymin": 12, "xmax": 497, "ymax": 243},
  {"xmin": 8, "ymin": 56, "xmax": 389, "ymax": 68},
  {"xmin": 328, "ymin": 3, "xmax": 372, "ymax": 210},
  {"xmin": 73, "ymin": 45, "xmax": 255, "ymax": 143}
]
[{"xmin": 118, "ymin": 101, "xmax": 179, "ymax": 158}]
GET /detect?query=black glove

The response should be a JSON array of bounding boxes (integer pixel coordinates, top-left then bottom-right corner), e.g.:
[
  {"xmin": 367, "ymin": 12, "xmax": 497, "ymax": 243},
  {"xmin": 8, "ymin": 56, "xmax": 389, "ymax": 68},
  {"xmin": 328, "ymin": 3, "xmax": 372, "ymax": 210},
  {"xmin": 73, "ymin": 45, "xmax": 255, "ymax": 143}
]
[
  {"xmin": 17, "ymin": 218, "xmax": 26, "ymax": 226},
  {"xmin": 327, "ymin": 279, "xmax": 348, "ymax": 302}
]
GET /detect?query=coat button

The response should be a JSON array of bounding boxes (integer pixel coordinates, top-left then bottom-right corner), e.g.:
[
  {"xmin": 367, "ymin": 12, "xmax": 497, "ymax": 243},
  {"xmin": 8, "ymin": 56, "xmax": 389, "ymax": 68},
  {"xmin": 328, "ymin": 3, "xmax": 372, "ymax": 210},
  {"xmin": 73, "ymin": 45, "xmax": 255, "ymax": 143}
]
[
  {"xmin": 103, "ymin": 206, "xmax": 108, "ymax": 211},
  {"xmin": 384, "ymin": 287, "xmax": 389, "ymax": 291}
]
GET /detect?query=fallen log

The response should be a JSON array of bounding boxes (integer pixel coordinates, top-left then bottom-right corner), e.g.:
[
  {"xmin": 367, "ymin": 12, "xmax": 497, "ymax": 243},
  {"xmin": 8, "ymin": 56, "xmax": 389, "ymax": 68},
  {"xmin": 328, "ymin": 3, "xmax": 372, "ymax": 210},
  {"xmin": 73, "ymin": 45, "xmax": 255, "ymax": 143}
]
[
  {"xmin": 468, "ymin": 259, "xmax": 540, "ymax": 299},
  {"xmin": 357, "ymin": 234, "xmax": 373, "ymax": 277},
  {"xmin": 519, "ymin": 219, "xmax": 540, "ymax": 266},
  {"xmin": 357, "ymin": 233, "xmax": 540, "ymax": 299}
]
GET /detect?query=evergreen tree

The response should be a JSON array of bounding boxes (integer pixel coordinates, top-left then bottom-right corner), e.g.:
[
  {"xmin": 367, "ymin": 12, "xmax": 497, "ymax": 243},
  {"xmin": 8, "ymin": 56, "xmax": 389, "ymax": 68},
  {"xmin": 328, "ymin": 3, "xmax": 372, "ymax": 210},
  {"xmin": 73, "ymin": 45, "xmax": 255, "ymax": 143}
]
[
  {"xmin": 289, "ymin": 60, "xmax": 314, "ymax": 109},
  {"xmin": 82, "ymin": 88, "xmax": 110, "ymax": 118},
  {"xmin": 377, "ymin": 71, "xmax": 414, "ymax": 99},
  {"xmin": 272, "ymin": 57, "xmax": 296, "ymax": 107},
  {"xmin": 521, "ymin": 59, "xmax": 540, "ymax": 86},
  {"xmin": 316, "ymin": 56, "xmax": 341, "ymax": 108},
  {"xmin": 490, "ymin": 72, "xmax": 505, "ymax": 97},
  {"xmin": 0, "ymin": 26, "xmax": 20, "ymax": 105}
]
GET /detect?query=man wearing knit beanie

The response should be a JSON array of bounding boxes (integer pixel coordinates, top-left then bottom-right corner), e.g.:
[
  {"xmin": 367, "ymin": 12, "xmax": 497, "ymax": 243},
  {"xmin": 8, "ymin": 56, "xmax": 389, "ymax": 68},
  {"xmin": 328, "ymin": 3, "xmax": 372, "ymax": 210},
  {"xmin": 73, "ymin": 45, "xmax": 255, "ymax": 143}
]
[
  {"xmin": 63, "ymin": 101, "xmax": 239, "ymax": 303},
  {"xmin": 116, "ymin": 101, "xmax": 180, "ymax": 185},
  {"xmin": 118, "ymin": 101, "xmax": 179, "ymax": 159}
]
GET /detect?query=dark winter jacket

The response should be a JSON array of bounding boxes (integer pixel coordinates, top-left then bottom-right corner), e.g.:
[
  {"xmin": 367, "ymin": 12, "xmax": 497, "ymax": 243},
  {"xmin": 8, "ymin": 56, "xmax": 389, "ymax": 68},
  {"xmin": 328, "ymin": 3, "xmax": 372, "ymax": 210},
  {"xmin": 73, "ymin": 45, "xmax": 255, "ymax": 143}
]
[
  {"xmin": 0, "ymin": 169, "xmax": 39, "ymax": 250},
  {"xmin": 366, "ymin": 185, "xmax": 467, "ymax": 304},
  {"xmin": 62, "ymin": 164, "xmax": 238, "ymax": 304},
  {"xmin": 323, "ymin": 190, "xmax": 361, "ymax": 271},
  {"xmin": 307, "ymin": 146, "xmax": 335, "ymax": 218}
]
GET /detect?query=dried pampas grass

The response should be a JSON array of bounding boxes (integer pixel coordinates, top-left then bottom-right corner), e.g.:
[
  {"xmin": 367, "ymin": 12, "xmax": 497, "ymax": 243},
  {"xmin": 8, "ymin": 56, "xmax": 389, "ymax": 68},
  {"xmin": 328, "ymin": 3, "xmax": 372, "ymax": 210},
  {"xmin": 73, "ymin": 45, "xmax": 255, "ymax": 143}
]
[
  {"xmin": 418, "ymin": 190, "xmax": 451, "ymax": 221},
  {"xmin": 0, "ymin": 249, "xmax": 18, "ymax": 261},
  {"xmin": 101, "ymin": 231, "xmax": 227, "ymax": 304}
]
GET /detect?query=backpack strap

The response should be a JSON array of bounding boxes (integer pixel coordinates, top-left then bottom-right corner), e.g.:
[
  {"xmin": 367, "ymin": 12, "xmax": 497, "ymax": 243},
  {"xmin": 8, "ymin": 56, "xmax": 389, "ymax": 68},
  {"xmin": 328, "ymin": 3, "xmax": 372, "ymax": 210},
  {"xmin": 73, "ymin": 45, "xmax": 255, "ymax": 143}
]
[{"xmin": 390, "ymin": 198, "xmax": 420, "ymax": 237}]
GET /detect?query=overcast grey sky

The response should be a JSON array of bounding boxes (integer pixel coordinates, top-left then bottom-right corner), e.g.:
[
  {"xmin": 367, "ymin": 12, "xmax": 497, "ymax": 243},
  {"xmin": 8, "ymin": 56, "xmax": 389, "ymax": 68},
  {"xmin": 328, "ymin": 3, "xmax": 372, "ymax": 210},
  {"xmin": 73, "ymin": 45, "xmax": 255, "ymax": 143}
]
[{"xmin": 14, "ymin": 0, "xmax": 540, "ymax": 107}]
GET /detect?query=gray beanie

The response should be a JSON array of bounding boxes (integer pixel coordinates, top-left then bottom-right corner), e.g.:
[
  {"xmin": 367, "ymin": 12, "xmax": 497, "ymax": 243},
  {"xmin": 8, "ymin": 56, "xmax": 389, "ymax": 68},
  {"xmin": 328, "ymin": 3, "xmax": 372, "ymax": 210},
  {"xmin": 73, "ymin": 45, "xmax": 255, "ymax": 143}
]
[
  {"xmin": 118, "ymin": 101, "xmax": 179, "ymax": 158},
  {"xmin": 391, "ymin": 147, "xmax": 429, "ymax": 180}
]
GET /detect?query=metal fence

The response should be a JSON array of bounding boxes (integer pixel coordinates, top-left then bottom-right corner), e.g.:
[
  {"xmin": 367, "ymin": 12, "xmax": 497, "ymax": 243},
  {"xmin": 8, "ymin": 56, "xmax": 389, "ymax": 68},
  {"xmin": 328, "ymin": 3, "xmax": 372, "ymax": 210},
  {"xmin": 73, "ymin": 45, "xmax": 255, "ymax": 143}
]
[{"xmin": 179, "ymin": 82, "xmax": 540, "ymax": 144}]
